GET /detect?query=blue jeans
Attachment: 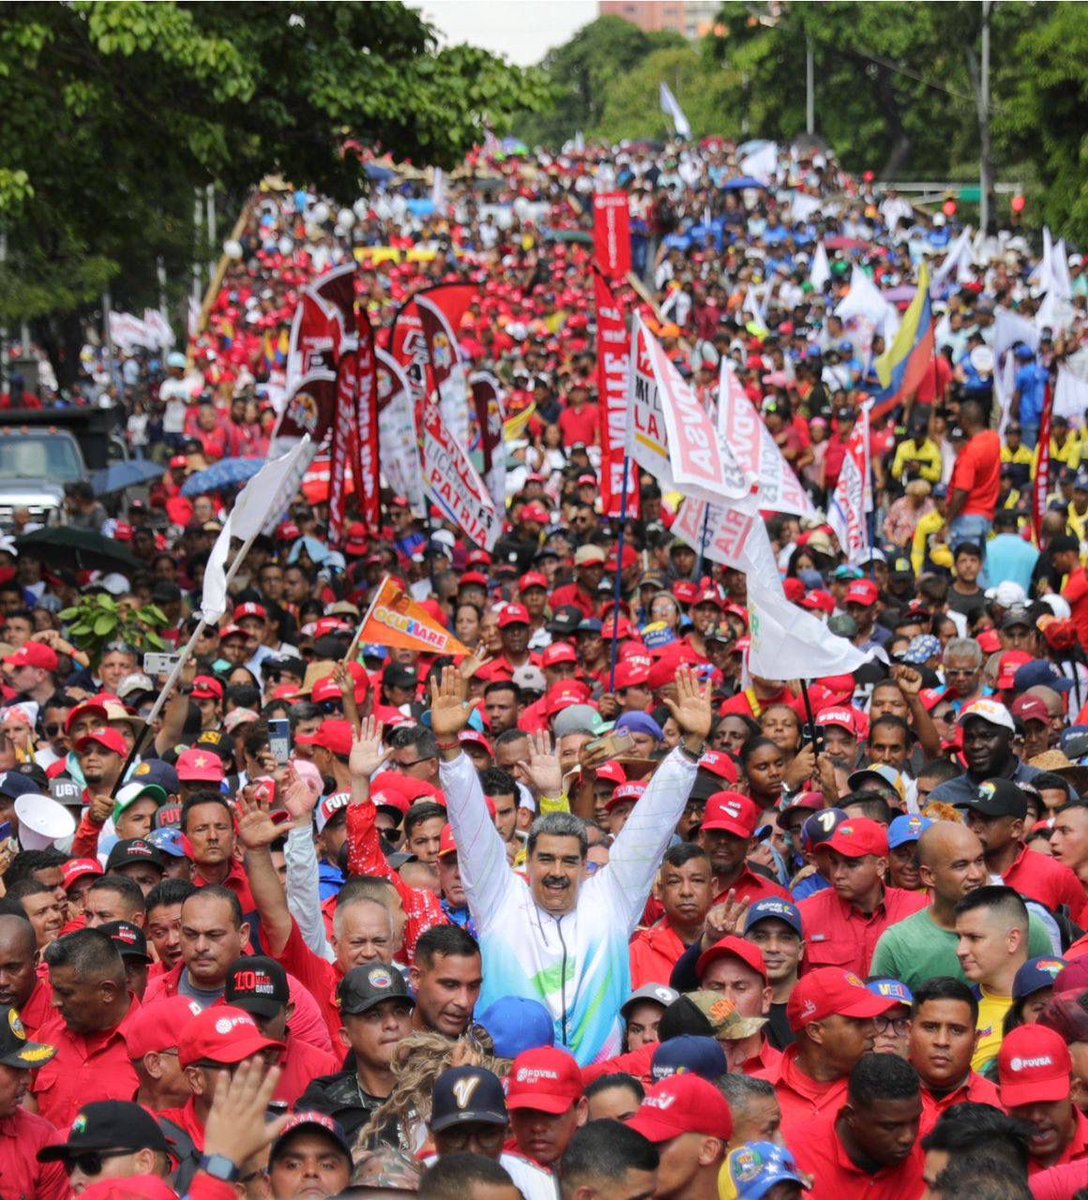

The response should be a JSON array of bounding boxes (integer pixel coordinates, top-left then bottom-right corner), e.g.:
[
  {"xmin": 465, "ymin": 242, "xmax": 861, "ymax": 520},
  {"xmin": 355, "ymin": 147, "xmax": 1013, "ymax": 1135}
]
[
  {"xmin": 1020, "ymin": 422, "xmax": 1040, "ymax": 450},
  {"xmin": 949, "ymin": 514, "xmax": 992, "ymax": 555}
]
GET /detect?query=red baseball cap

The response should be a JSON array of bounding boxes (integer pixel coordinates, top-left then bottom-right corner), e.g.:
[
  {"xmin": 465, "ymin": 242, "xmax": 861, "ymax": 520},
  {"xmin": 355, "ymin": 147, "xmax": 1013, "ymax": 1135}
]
[
  {"xmin": 999, "ymin": 1024, "xmax": 1072, "ymax": 1108},
  {"xmin": 817, "ymin": 706, "xmax": 865, "ymax": 737},
  {"xmin": 595, "ymin": 761, "xmax": 627, "ymax": 786},
  {"xmin": 218, "ymin": 624, "xmax": 247, "ymax": 642},
  {"xmin": 700, "ymin": 791, "xmax": 760, "ymax": 838},
  {"xmin": 800, "ymin": 590, "xmax": 835, "ymax": 615},
  {"xmin": 605, "ymin": 781, "xmax": 646, "ymax": 813},
  {"xmin": 815, "ymin": 817, "xmax": 889, "ymax": 859},
  {"xmin": 295, "ymin": 719, "xmax": 354, "ymax": 758},
  {"xmin": 233, "ymin": 602, "xmax": 267, "ymax": 623},
  {"xmin": 466, "ymin": 550, "xmax": 492, "ymax": 568},
  {"xmin": 127, "ymin": 995, "xmax": 202, "ymax": 1059},
  {"xmin": 546, "ymin": 682, "xmax": 591, "ymax": 716},
  {"xmin": 344, "ymin": 523, "xmax": 369, "ymax": 556},
  {"xmin": 787, "ymin": 967, "xmax": 899, "ymax": 1031},
  {"xmin": 191, "ymin": 676, "xmax": 224, "ymax": 701},
  {"xmin": 459, "ymin": 730, "xmax": 494, "ymax": 756},
  {"xmin": 506, "ymin": 1047, "xmax": 584, "ymax": 1114},
  {"xmin": 627, "ymin": 1075, "xmax": 733, "ymax": 1142},
  {"xmin": 696, "ymin": 935, "xmax": 768, "ymax": 984},
  {"xmin": 437, "ymin": 825, "xmax": 457, "ymax": 859},
  {"xmin": 997, "ymin": 651, "xmax": 1035, "ymax": 690},
  {"xmin": 697, "ymin": 751, "xmax": 739, "ymax": 785},
  {"xmin": 3, "ymin": 643, "xmax": 59, "ymax": 672},
  {"xmin": 519, "ymin": 572, "xmax": 549, "ymax": 593},
  {"xmin": 460, "ymin": 571, "xmax": 490, "ymax": 590},
  {"xmin": 542, "ymin": 643, "xmax": 577, "ymax": 668},
  {"xmin": 673, "ymin": 581, "xmax": 699, "ymax": 606},
  {"xmin": 76, "ymin": 727, "xmax": 129, "ymax": 758},
  {"xmin": 498, "ymin": 604, "xmax": 531, "ymax": 629},
  {"xmin": 520, "ymin": 503, "xmax": 550, "ymax": 525},
  {"xmin": 176, "ymin": 747, "xmax": 226, "ymax": 783},
  {"xmin": 64, "ymin": 698, "xmax": 110, "ymax": 732},
  {"xmin": 61, "ymin": 858, "xmax": 104, "ymax": 891},
  {"xmin": 178, "ymin": 1005, "xmax": 285, "ymax": 1068},
  {"xmin": 783, "ymin": 577, "xmax": 806, "ymax": 604},
  {"xmin": 1010, "ymin": 694, "xmax": 1050, "ymax": 724},
  {"xmin": 844, "ymin": 580, "xmax": 880, "ymax": 607},
  {"xmin": 614, "ymin": 662, "xmax": 650, "ymax": 690}
]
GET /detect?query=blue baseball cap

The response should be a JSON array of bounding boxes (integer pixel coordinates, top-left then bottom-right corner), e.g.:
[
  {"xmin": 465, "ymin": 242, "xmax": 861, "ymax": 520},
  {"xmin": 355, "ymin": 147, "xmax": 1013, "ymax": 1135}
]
[
  {"xmin": 900, "ymin": 634, "xmax": 941, "ymax": 666},
  {"xmin": 867, "ymin": 979, "xmax": 913, "ymax": 1007},
  {"xmin": 477, "ymin": 997, "xmax": 555, "ymax": 1059},
  {"xmin": 1013, "ymin": 660, "xmax": 1074, "ymax": 695},
  {"xmin": 888, "ymin": 814, "xmax": 933, "ymax": 850},
  {"xmin": 147, "ymin": 827, "xmax": 187, "ymax": 858},
  {"xmin": 800, "ymin": 807, "xmax": 848, "ymax": 851},
  {"xmin": 129, "ymin": 758, "xmax": 180, "ymax": 794},
  {"xmin": 720, "ymin": 1142, "xmax": 809, "ymax": 1200},
  {"xmin": 650, "ymin": 1035, "xmax": 727, "ymax": 1083},
  {"xmin": 576, "ymin": 619, "xmax": 603, "ymax": 635},
  {"xmin": 744, "ymin": 897, "xmax": 803, "ymax": 938},
  {"xmin": 616, "ymin": 712, "xmax": 665, "ymax": 742},
  {"xmin": 1012, "ymin": 956, "xmax": 1068, "ymax": 1001}
]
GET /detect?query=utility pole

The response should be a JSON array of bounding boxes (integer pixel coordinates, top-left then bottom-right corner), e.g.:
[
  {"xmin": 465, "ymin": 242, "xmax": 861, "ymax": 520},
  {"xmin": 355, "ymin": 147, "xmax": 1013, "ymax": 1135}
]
[
  {"xmin": 806, "ymin": 35, "xmax": 815, "ymax": 135},
  {"xmin": 978, "ymin": 0, "xmax": 994, "ymax": 235}
]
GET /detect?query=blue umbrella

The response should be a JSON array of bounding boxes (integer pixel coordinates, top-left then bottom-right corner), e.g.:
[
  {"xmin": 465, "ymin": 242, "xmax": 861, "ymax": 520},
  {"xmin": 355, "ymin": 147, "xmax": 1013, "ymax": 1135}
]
[
  {"xmin": 90, "ymin": 460, "xmax": 166, "ymax": 497},
  {"xmin": 182, "ymin": 457, "xmax": 264, "ymax": 497},
  {"xmin": 364, "ymin": 163, "xmax": 396, "ymax": 183},
  {"xmin": 721, "ymin": 176, "xmax": 768, "ymax": 192}
]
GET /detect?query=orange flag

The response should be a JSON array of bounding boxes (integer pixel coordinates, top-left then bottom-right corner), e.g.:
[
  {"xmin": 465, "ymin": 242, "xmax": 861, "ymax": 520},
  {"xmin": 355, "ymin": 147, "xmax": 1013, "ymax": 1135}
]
[{"xmin": 354, "ymin": 576, "xmax": 469, "ymax": 657}]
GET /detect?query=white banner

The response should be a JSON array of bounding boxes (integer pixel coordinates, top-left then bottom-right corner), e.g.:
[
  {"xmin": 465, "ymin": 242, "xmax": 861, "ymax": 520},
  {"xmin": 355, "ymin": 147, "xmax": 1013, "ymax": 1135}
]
[
  {"xmin": 422, "ymin": 403, "xmax": 500, "ymax": 550},
  {"xmin": 376, "ymin": 349, "xmax": 426, "ymax": 517},
  {"xmin": 1053, "ymin": 366, "xmax": 1088, "ymax": 429},
  {"xmin": 748, "ymin": 578, "xmax": 871, "ymax": 681},
  {"xmin": 809, "ymin": 242, "xmax": 831, "ymax": 292}
]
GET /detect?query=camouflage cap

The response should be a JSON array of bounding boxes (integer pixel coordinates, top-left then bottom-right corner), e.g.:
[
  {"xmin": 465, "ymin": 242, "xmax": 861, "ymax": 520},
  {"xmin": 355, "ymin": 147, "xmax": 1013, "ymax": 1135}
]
[{"xmin": 684, "ymin": 990, "xmax": 768, "ymax": 1041}]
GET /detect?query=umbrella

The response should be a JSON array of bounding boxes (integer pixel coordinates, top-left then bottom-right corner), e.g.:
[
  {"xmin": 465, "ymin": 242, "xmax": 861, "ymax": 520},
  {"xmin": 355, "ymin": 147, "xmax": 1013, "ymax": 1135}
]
[
  {"xmin": 89, "ymin": 460, "xmax": 165, "ymax": 497},
  {"xmin": 181, "ymin": 458, "xmax": 264, "ymax": 498},
  {"xmin": 364, "ymin": 163, "xmax": 396, "ymax": 183},
  {"xmin": 721, "ymin": 177, "xmax": 768, "ymax": 192},
  {"xmin": 541, "ymin": 228, "xmax": 594, "ymax": 245},
  {"xmin": 16, "ymin": 527, "xmax": 141, "ymax": 574}
]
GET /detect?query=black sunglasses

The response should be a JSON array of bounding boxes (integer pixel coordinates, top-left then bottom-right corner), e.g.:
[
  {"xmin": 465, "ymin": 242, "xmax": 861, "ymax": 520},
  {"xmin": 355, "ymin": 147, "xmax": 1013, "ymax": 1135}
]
[{"xmin": 65, "ymin": 1149, "xmax": 135, "ymax": 1177}]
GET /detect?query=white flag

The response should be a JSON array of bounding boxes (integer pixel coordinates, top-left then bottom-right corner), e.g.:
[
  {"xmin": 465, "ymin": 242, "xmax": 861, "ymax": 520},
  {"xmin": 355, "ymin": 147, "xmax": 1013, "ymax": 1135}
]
[
  {"xmin": 994, "ymin": 307, "xmax": 1040, "ymax": 361},
  {"xmin": 1053, "ymin": 366, "xmax": 1088, "ymax": 428},
  {"xmin": 202, "ymin": 437, "xmax": 312, "ymax": 623},
  {"xmin": 809, "ymin": 242, "xmax": 831, "ymax": 292},
  {"xmin": 376, "ymin": 349, "xmax": 426, "ymax": 516},
  {"xmin": 748, "ymin": 578, "xmax": 871, "ymax": 681},
  {"xmin": 659, "ymin": 82, "xmax": 692, "ymax": 140},
  {"xmin": 930, "ymin": 227, "xmax": 974, "ymax": 293}
]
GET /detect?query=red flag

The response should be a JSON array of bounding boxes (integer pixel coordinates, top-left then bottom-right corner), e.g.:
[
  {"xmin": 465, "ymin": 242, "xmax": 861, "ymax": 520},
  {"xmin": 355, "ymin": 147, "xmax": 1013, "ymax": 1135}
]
[
  {"xmin": 354, "ymin": 308, "xmax": 381, "ymax": 531},
  {"xmin": 1033, "ymin": 380, "xmax": 1054, "ymax": 545},
  {"xmin": 594, "ymin": 272, "xmax": 639, "ymax": 519},
  {"xmin": 329, "ymin": 351, "xmax": 357, "ymax": 543},
  {"xmin": 289, "ymin": 292, "xmax": 341, "ymax": 382},
  {"xmin": 471, "ymin": 372, "xmax": 506, "ymax": 513},
  {"xmin": 276, "ymin": 370, "xmax": 338, "ymax": 444},
  {"xmin": 391, "ymin": 284, "xmax": 477, "ymax": 414},
  {"xmin": 593, "ymin": 193, "xmax": 632, "ymax": 278},
  {"xmin": 312, "ymin": 263, "xmax": 356, "ymax": 337}
]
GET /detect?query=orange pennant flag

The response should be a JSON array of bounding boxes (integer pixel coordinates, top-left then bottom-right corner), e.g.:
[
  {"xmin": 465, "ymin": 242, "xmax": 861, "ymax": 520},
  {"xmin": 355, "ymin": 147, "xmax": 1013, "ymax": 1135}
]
[{"xmin": 354, "ymin": 575, "xmax": 469, "ymax": 657}]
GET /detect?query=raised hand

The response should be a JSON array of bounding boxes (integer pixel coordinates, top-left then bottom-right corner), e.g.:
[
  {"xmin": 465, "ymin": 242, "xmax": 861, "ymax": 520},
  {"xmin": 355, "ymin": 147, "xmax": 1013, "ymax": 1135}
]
[
  {"xmin": 236, "ymin": 788, "xmax": 282, "ymax": 851},
  {"xmin": 662, "ymin": 665, "xmax": 713, "ymax": 743},
  {"xmin": 515, "ymin": 729, "xmax": 563, "ymax": 797},
  {"xmin": 430, "ymin": 666, "xmax": 471, "ymax": 740},
  {"xmin": 349, "ymin": 715, "xmax": 389, "ymax": 780},
  {"xmin": 280, "ymin": 765, "xmax": 318, "ymax": 821},
  {"xmin": 701, "ymin": 890, "xmax": 750, "ymax": 951},
  {"xmin": 202, "ymin": 1057, "xmax": 287, "ymax": 1169},
  {"xmin": 459, "ymin": 645, "xmax": 494, "ymax": 682},
  {"xmin": 892, "ymin": 664, "xmax": 923, "ymax": 697}
]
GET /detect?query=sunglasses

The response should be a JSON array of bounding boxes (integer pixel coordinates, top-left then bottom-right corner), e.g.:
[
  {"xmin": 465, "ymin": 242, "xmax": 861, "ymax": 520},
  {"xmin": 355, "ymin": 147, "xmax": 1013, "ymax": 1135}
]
[
  {"xmin": 318, "ymin": 700, "xmax": 343, "ymax": 715},
  {"xmin": 65, "ymin": 1149, "xmax": 134, "ymax": 1177},
  {"xmin": 43, "ymin": 723, "xmax": 64, "ymax": 737}
]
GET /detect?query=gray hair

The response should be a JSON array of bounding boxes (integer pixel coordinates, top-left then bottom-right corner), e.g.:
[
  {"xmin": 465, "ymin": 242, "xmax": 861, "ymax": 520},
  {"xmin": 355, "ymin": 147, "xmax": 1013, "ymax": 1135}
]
[
  {"xmin": 717, "ymin": 1073, "xmax": 775, "ymax": 1111},
  {"xmin": 527, "ymin": 812, "xmax": 588, "ymax": 859},
  {"xmin": 943, "ymin": 637, "xmax": 982, "ymax": 667}
]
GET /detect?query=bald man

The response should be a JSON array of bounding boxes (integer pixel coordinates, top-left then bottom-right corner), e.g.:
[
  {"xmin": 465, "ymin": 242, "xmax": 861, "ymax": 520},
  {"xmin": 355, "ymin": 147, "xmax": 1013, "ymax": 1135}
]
[{"xmin": 871, "ymin": 821, "xmax": 1055, "ymax": 990}]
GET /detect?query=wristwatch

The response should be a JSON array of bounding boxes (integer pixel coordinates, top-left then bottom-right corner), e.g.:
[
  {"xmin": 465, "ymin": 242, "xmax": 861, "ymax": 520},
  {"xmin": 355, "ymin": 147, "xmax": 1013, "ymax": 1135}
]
[{"xmin": 198, "ymin": 1154, "xmax": 240, "ymax": 1183}]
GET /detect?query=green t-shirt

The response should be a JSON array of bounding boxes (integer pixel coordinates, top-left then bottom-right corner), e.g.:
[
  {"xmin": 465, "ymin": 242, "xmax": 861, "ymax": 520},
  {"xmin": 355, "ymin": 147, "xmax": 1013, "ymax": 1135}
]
[{"xmin": 870, "ymin": 907, "xmax": 1055, "ymax": 992}]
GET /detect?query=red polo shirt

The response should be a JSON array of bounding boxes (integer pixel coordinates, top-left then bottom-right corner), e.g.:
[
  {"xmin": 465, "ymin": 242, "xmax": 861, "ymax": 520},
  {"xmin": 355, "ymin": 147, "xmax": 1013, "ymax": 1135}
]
[
  {"xmin": 713, "ymin": 865, "xmax": 793, "ymax": 910},
  {"xmin": 1001, "ymin": 844, "xmax": 1088, "ymax": 926},
  {"xmin": 799, "ymin": 886, "xmax": 928, "ymax": 977},
  {"xmin": 192, "ymin": 858, "xmax": 257, "ymax": 920},
  {"xmin": 950, "ymin": 428, "xmax": 1000, "ymax": 518},
  {"xmin": 919, "ymin": 1072, "xmax": 1002, "ymax": 1136},
  {"xmin": 751, "ymin": 1043, "xmax": 848, "ymax": 1143},
  {"xmin": 32, "ymin": 1001, "xmax": 141, "ymax": 1127},
  {"xmin": 275, "ymin": 1037, "xmax": 341, "ymax": 1107},
  {"xmin": 629, "ymin": 923, "xmax": 688, "ymax": 989},
  {"xmin": 158, "ymin": 1095, "xmax": 206, "ymax": 1152},
  {"xmin": 789, "ymin": 1108, "xmax": 925, "ymax": 1200},
  {"xmin": 19, "ymin": 976, "xmax": 53, "ymax": 1039},
  {"xmin": 0, "ymin": 1108, "xmax": 68, "ymax": 1200},
  {"xmin": 738, "ymin": 1037, "xmax": 783, "ymax": 1078},
  {"xmin": 1028, "ymin": 1108, "xmax": 1088, "ymax": 1176},
  {"xmin": 274, "ymin": 919, "xmax": 343, "ymax": 1044}
]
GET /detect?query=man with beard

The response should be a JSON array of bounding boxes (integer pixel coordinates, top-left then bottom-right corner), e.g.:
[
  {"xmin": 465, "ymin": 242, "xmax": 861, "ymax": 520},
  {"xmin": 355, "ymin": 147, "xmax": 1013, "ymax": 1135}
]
[
  {"xmin": 927, "ymin": 699, "xmax": 1044, "ymax": 806},
  {"xmin": 789, "ymin": 1053, "xmax": 925, "ymax": 1200},
  {"xmin": 69, "ymin": 727, "xmax": 128, "ymax": 854}
]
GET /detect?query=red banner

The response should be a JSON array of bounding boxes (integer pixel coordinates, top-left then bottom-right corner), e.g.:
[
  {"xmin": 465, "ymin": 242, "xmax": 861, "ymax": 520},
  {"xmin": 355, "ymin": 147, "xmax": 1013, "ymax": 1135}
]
[
  {"xmin": 594, "ymin": 272, "xmax": 639, "ymax": 519},
  {"xmin": 276, "ymin": 370, "xmax": 338, "ymax": 444},
  {"xmin": 355, "ymin": 309, "xmax": 381, "ymax": 531},
  {"xmin": 391, "ymin": 284, "xmax": 477, "ymax": 417},
  {"xmin": 471, "ymin": 372, "xmax": 506, "ymax": 513},
  {"xmin": 593, "ymin": 193, "xmax": 632, "ymax": 279},
  {"xmin": 1033, "ymin": 380, "xmax": 1054, "ymax": 545},
  {"xmin": 312, "ymin": 263, "xmax": 356, "ymax": 337},
  {"xmin": 289, "ymin": 292, "xmax": 341, "ymax": 382},
  {"xmin": 329, "ymin": 351, "xmax": 356, "ymax": 543}
]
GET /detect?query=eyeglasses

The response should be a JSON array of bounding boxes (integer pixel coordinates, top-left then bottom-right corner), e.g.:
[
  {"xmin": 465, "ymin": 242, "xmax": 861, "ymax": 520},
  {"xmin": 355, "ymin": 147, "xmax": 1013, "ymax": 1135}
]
[
  {"xmin": 874, "ymin": 1015, "xmax": 911, "ymax": 1037},
  {"xmin": 64, "ymin": 1149, "xmax": 135, "ymax": 1177},
  {"xmin": 43, "ymin": 723, "xmax": 64, "ymax": 737}
]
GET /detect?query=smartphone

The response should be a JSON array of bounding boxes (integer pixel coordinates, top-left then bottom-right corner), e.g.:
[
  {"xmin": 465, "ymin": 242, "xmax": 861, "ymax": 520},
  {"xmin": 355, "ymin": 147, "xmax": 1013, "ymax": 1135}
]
[
  {"xmin": 586, "ymin": 729, "xmax": 635, "ymax": 759},
  {"xmin": 802, "ymin": 723, "xmax": 827, "ymax": 755},
  {"xmin": 143, "ymin": 652, "xmax": 180, "ymax": 677},
  {"xmin": 268, "ymin": 719, "xmax": 291, "ymax": 764}
]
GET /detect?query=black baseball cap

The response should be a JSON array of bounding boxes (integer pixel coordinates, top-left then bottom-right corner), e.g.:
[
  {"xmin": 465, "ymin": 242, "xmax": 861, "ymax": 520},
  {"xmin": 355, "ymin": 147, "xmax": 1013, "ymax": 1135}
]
[
  {"xmin": 338, "ymin": 964, "xmax": 414, "ymax": 1016},
  {"xmin": 270, "ymin": 1111, "xmax": 352, "ymax": 1166},
  {"xmin": 105, "ymin": 839, "xmax": 166, "ymax": 874},
  {"xmin": 956, "ymin": 778, "xmax": 1028, "ymax": 820},
  {"xmin": 129, "ymin": 759, "xmax": 180, "ymax": 794},
  {"xmin": 384, "ymin": 664, "xmax": 419, "ymax": 692},
  {"xmin": 226, "ymin": 956, "xmax": 290, "ymax": 1019},
  {"xmin": 99, "ymin": 920, "xmax": 152, "ymax": 963},
  {"xmin": 547, "ymin": 606, "xmax": 584, "ymax": 637},
  {"xmin": 38, "ymin": 1100, "xmax": 171, "ymax": 1161},
  {"xmin": 0, "ymin": 1005, "xmax": 55, "ymax": 1069},
  {"xmin": 430, "ymin": 1066, "xmax": 508, "ymax": 1131}
]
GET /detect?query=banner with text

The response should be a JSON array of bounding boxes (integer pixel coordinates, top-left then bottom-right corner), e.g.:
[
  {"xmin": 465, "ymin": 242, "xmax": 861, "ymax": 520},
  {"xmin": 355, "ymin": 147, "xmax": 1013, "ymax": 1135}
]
[
  {"xmin": 376, "ymin": 349, "xmax": 426, "ymax": 517},
  {"xmin": 422, "ymin": 402, "xmax": 500, "ymax": 550},
  {"xmin": 594, "ymin": 273, "xmax": 639, "ymax": 519},
  {"xmin": 593, "ymin": 193, "xmax": 632, "ymax": 279},
  {"xmin": 470, "ymin": 372, "xmax": 507, "ymax": 515},
  {"xmin": 356, "ymin": 575, "xmax": 470, "ymax": 657}
]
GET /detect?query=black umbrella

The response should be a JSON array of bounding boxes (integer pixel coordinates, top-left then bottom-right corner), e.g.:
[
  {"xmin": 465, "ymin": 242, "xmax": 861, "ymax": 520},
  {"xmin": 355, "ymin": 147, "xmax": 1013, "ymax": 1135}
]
[{"xmin": 16, "ymin": 527, "xmax": 141, "ymax": 574}]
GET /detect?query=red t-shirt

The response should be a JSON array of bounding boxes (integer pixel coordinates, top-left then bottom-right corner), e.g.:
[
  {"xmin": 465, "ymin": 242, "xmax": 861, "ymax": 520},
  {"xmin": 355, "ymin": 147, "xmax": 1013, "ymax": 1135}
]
[
  {"xmin": 558, "ymin": 404, "xmax": 600, "ymax": 448},
  {"xmin": 788, "ymin": 1108, "xmax": 925, "ymax": 1200},
  {"xmin": 1064, "ymin": 567, "xmax": 1088, "ymax": 656},
  {"xmin": 949, "ymin": 429, "xmax": 1001, "ymax": 517}
]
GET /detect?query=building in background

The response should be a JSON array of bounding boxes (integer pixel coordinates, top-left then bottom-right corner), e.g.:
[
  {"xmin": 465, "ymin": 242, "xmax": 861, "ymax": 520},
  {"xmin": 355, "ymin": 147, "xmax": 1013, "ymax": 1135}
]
[{"xmin": 598, "ymin": 0, "xmax": 720, "ymax": 39}]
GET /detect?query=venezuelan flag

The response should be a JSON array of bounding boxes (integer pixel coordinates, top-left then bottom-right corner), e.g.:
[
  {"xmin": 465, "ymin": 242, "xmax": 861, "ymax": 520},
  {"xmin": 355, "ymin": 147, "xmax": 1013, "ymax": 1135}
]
[{"xmin": 869, "ymin": 262, "xmax": 935, "ymax": 419}]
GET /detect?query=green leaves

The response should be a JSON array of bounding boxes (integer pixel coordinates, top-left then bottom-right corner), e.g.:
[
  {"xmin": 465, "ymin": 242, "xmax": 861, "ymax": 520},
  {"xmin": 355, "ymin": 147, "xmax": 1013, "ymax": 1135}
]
[{"xmin": 58, "ymin": 592, "xmax": 172, "ymax": 667}]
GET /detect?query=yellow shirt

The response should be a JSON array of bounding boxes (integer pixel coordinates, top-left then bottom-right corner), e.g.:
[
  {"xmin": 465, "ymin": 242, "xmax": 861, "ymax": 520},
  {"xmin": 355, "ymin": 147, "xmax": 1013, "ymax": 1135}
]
[
  {"xmin": 972, "ymin": 987, "xmax": 1013, "ymax": 1075},
  {"xmin": 891, "ymin": 438, "xmax": 943, "ymax": 484},
  {"xmin": 1032, "ymin": 436, "xmax": 1083, "ymax": 478},
  {"xmin": 1001, "ymin": 444, "xmax": 1034, "ymax": 471},
  {"xmin": 911, "ymin": 509, "xmax": 948, "ymax": 575}
]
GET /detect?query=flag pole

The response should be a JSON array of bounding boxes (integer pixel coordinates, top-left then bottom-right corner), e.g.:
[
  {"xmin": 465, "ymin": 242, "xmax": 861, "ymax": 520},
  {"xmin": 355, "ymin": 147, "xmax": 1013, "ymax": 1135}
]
[
  {"xmin": 695, "ymin": 504, "xmax": 711, "ymax": 581},
  {"xmin": 342, "ymin": 573, "xmax": 388, "ymax": 668},
  {"xmin": 109, "ymin": 524, "xmax": 265, "ymax": 797},
  {"xmin": 798, "ymin": 677, "xmax": 819, "ymax": 752},
  {"xmin": 608, "ymin": 459, "xmax": 632, "ymax": 693}
]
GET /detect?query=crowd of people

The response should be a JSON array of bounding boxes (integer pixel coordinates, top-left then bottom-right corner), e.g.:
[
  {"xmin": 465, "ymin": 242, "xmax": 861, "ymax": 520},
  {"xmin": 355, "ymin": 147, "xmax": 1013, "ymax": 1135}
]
[{"xmin": 0, "ymin": 131, "xmax": 1087, "ymax": 1200}]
